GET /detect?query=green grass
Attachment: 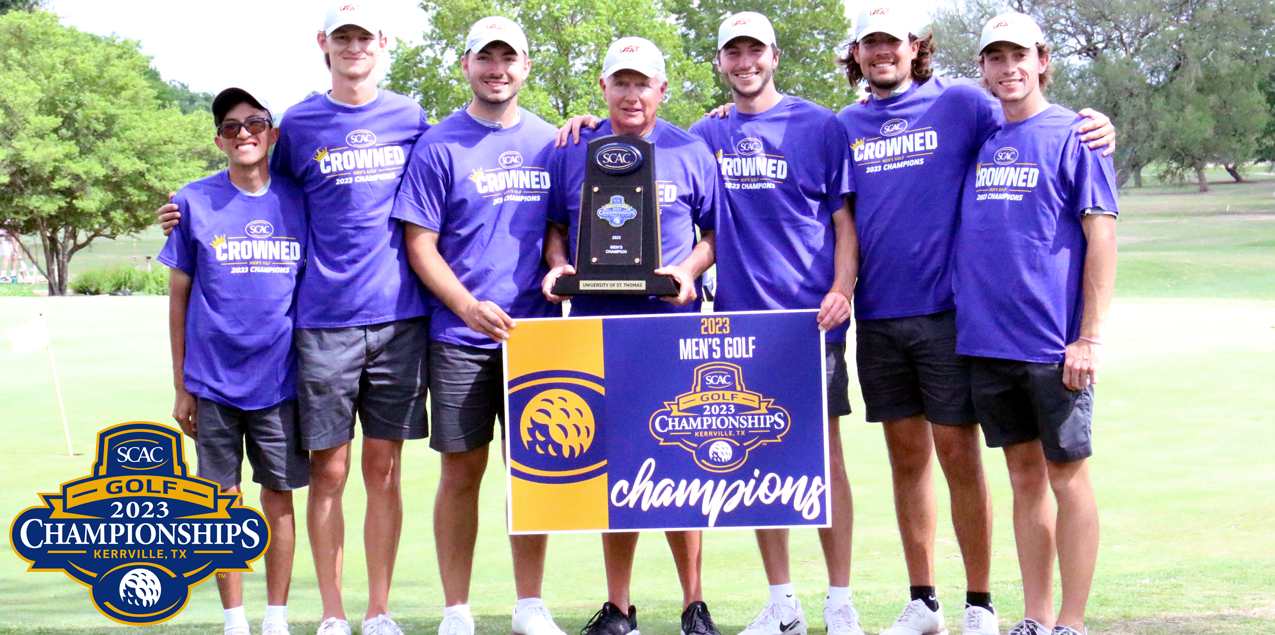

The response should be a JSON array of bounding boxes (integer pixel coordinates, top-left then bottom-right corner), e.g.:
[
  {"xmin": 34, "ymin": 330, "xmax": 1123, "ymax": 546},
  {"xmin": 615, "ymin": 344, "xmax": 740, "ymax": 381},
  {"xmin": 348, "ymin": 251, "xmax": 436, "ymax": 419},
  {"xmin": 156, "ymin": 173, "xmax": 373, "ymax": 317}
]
[
  {"xmin": 1, "ymin": 297, "xmax": 1272, "ymax": 634},
  {"xmin": 0, "ymin": 168, "xmax": 1271, "ymax": 633},
  {"xmin": 1116, "ymin": 172, "xmax": 1275, "ymax": 300}
]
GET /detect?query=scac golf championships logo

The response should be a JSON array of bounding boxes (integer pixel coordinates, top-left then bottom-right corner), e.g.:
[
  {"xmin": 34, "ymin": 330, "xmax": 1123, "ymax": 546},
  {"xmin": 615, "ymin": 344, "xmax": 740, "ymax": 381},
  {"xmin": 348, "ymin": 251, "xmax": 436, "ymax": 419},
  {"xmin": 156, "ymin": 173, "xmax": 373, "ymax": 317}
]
[
  {"xmin": 10, "ymin": 422, "xmax": 269, "ymax": 625},
  {"xmin": 649, "ymin": 362, "xmax": 790, "ymax": 472}
]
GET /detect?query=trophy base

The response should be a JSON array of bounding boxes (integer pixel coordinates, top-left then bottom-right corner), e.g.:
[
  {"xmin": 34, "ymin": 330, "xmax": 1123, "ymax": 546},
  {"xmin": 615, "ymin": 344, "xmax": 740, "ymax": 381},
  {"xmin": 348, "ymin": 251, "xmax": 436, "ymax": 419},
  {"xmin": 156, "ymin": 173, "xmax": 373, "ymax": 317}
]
[{"xmin": 552, "ymin": 273, "xmax": 679, "ymax": 297}]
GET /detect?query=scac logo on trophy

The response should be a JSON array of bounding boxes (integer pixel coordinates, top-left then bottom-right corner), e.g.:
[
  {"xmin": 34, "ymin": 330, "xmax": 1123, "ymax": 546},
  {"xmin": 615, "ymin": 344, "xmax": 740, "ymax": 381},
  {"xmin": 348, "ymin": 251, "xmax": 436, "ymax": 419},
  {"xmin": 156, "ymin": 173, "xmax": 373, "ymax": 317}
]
[{"xmin": 551, "ymin": 135, "xmax": 679, "ymax": 297}]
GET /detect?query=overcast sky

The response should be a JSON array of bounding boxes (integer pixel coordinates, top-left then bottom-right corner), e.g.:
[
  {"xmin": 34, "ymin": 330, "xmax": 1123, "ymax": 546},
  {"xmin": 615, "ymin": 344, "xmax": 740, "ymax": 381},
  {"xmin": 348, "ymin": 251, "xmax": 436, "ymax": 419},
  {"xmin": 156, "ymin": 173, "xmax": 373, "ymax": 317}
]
[{"xmin": 49, "ymin": 0, "xmax": 944, "ymax": 115}]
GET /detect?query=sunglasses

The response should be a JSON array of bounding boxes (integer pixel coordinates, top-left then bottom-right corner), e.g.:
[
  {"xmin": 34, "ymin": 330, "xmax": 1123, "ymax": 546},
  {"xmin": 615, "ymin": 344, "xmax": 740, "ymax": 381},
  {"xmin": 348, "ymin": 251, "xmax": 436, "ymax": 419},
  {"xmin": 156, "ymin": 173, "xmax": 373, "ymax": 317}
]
[{"xmin": 217, "ymin": 117, "xmax": 273, "ymax": 139}]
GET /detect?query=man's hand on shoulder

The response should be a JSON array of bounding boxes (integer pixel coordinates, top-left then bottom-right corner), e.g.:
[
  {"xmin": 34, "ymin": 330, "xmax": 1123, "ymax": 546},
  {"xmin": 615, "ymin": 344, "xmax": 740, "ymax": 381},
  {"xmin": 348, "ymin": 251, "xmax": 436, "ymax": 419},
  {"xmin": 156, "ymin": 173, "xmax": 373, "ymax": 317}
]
[
  {"xmin": 556, "ymin": 115, "xmax": 602, "ymax": 148},
  {"xmin": 157, "ymin": 192, "xmax": 179, "ymax": 236}
]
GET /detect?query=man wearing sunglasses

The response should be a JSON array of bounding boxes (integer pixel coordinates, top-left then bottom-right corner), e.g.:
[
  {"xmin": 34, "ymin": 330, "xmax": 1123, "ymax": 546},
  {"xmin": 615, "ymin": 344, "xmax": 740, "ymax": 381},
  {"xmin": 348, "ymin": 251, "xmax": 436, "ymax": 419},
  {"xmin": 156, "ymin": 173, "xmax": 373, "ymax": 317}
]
[
  {"xmin": 160, "ymin": 4, "xmax": 432, "ymax": 635},
  {"xmin": 160, "ymin": 87, "xmax": 309, "ymax": 635}
]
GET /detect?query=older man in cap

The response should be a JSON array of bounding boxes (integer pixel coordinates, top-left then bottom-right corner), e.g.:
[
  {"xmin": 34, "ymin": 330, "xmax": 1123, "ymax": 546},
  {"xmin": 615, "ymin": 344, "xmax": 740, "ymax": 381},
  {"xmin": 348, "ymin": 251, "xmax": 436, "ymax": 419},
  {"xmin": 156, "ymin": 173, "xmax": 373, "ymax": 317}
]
[{"xmin": 540, "ymin": 36, "xmax": 724, "ymax": 635}]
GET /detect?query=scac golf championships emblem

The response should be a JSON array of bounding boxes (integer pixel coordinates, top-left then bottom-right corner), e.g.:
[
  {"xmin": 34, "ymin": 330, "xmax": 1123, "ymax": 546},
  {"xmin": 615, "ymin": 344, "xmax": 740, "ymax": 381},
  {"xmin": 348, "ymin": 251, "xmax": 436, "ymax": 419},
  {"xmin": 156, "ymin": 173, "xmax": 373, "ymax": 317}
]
[
  {"xmin": 10, "ymin": 422, "xmax": 269, "ymax": 625},
  {"xmin": 649, "ymin": 362, "xmax": 791, "ymax": 472}
]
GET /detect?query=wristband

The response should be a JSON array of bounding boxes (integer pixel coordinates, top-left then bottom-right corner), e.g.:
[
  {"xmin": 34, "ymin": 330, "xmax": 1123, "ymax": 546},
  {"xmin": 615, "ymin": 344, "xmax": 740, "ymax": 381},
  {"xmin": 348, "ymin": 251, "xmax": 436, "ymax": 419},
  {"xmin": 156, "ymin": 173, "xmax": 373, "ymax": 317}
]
[{"xmin": 1079, "ymin": 336, "xmax": 1103, "ymax": 345}]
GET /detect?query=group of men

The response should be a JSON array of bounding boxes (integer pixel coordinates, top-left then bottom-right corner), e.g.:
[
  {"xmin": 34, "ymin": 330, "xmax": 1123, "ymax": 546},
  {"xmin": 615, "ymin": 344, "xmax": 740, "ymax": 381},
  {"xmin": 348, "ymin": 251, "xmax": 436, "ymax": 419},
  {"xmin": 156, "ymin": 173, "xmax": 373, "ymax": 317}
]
[{"xmin": 157, "ymin": 2, "xmax": 1118, "ymax": 635}]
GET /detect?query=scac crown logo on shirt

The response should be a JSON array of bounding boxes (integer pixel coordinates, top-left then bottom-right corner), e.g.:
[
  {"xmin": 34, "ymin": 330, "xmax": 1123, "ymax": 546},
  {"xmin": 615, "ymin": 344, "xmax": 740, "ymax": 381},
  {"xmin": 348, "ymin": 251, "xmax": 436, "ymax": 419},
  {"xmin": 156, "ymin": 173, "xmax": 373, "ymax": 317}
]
[
  {"xmin": 345, "ymin": 130, "xmax": 377, "ymax": 148},
  {"xmin": 880, "ymin": 119, "xmax": 908, "ymax": 137},
  {"xmin": 499, "ymin": 151, "xmax": 524, "ymax": 169},
  {"xmin": 994, "ymin": 147, "xmax": 1019, "ymax": 165},
  {"xmin": 245, "ymin": 221, "xmax": 274, "ymax": 240},
  {"xmin": 736, "ymin": 138, "xmax": 763, "ymax": 156}
]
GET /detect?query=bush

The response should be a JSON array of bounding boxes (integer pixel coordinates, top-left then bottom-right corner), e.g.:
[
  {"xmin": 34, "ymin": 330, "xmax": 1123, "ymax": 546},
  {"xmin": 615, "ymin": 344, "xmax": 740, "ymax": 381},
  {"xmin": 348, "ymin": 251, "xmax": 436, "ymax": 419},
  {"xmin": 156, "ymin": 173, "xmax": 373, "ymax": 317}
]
[
  {"xmin": 70, "ymin": 265, "xmax": 168, "ymax": 295},
  {"xmin": 145, "ymin": 267, "xmax": 169, "ymax": 296},
  {"xmin": 69, "ymin": 267, "xmax": 112, "ymax": 295}
]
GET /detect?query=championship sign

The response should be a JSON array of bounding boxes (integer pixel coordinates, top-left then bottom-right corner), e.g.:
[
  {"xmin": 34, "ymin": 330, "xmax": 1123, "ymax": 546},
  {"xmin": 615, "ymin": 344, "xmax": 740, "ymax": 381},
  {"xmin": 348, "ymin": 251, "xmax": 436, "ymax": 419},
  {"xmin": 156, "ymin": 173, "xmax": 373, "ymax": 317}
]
[
  {"xmin": 504, "ymin": 310, "xmax": 830, "ymax": 533},
  {"xmin": 10, "ymin": 422, "xmax": 269, "ymax": 625}
]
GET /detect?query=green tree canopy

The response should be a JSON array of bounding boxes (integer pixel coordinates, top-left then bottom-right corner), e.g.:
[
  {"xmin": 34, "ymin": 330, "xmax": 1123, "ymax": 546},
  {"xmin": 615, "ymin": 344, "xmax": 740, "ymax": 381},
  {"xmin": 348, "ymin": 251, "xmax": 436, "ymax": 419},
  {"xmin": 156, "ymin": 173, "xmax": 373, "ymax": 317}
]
[
  {"xmin": 667, "ymin": 0, "xmax": 854, "ymax": 110},
  {"xmin": 387, "ymin": 0, "xmax": 717, "ymax": 128},
  {"xmin": 0, "ymin": 0, "xmax": 43, "ymax": 14},
  {"xmin": 928, "ymin": 0, "xmax": 1275, "ymax": 191},
  {"xmin": 0, "ymin": 11, "xmax": 219, "ymax": 295}
]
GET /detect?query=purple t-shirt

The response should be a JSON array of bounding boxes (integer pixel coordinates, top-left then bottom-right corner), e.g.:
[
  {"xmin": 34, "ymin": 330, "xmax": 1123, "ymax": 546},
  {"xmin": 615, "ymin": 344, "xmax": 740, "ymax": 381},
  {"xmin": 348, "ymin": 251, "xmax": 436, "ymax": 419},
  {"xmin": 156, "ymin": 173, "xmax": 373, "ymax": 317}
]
[
  {"xmin": 391, "ymin": 108, "xmax": 562, "ymax": 348},
  {"xmin": 270, "ymin": 90, "xmax": 431, "ymax": 329},
  {"xmin": 548, "ymin": 118, "xmax": 721, "ymax": 317},
  {"xmin": 158, "ymin": 171, "xmax": 307, "ymax": 410},
  {"xmin": 690, "ymin": 96, "xmax": 854, "ymax": 342},
  {"xmin": 837, "ymin": 76, "xmax": 1001, "ymax": 320},
  {"xmin": 955, "ymin": 105, "xmax": 1119, "ymax": 363}
]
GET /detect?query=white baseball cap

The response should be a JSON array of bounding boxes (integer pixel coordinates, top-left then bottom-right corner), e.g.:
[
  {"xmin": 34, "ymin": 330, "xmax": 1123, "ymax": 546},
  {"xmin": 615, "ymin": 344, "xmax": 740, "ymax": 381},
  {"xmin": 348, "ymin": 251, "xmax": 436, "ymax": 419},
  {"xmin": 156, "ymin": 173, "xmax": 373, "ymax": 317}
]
[
  {"xmin": 601, "ymin": 37, "xmax": 667, "ymax": 82},
  {"xmin": 717, "ymin": 12, "xmax": 777, "ymax": 50},
  {"xmin": 978, "ymin": 12, "xmax": 1046, "ymax": 53},
  {"xmin": 853, "ymin": 1, "xmax": 916, "ymax": 42},
  {"xmin": 466, "ymin": 16, "xmax": 529, "ymax": 55},
  {"xmin": 324, "ymin": 2, "xmax": 381, "ymax": 36}
]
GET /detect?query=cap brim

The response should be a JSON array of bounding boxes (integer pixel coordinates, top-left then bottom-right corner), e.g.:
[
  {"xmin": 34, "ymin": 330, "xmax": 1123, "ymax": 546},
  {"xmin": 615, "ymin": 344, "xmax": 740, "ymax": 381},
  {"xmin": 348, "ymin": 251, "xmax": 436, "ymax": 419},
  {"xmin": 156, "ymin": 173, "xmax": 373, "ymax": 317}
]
[
  {"xmin": 718, "ymin": 33, "xmax": 776, "ymax": 50},
  {"xmin": 467, "ymin": 35, "xmax": 527, "ymax": 54},
  {"xmin": 325, "ymin": 20, "xmax": 380, "ymax": 36},
  {"xmin": 978, "ymin": 36, "xmax": 1040, "ymax": 53},
  {"xmin": 602, "ymin": 62, "xmax": 665, "ymax": 81},
  {"xmin": 855, "ymin": 25, "xmax": 912, "ymax": 42}
]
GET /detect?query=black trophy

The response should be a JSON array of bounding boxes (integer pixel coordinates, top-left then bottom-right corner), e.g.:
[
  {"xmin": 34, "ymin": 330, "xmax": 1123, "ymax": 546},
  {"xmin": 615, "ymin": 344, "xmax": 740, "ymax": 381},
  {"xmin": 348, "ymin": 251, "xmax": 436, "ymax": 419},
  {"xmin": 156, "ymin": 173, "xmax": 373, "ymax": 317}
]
[{"xmin": 551, "ymin": 134, "xmax": 679, "ymax": 297}]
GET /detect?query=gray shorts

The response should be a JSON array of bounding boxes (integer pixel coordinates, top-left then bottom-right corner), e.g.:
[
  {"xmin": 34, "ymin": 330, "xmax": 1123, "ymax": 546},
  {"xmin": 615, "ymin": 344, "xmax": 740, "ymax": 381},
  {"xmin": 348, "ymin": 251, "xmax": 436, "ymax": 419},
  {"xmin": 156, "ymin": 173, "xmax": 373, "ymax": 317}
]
[
  {"xmin": 194, "ymin": 398, "xmax": 309, "ymax": 491},
  {"xmin": 826, "ymin": 341, "xmax": 852, "ymax": 419},
  {"xmin": 294, "ymin": 317, "xmax": 430, "ymax": 452},
  {"xmin": 968, "ymin": 357, "xmax": 1094, "ymax": 463},
  {"xmin": 428, "ymin": 341, "xmax": 505, "ymax": 453},
  {"xmin": 855, "ymin": 311, "xmax": 976, "ymax": 425}
]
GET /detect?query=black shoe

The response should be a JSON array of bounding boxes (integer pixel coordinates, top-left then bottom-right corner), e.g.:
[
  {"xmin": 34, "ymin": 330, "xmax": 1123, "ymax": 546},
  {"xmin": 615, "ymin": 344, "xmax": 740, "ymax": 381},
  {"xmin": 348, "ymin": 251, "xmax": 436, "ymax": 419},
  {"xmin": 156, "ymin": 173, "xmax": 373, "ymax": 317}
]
[
  {"xmin": 681, "ymin": 601, "xmax": 721, "ymax": 635},
  {"xmin": 581, "ymin": 602, "xmax": 639, "ymax": 635}
]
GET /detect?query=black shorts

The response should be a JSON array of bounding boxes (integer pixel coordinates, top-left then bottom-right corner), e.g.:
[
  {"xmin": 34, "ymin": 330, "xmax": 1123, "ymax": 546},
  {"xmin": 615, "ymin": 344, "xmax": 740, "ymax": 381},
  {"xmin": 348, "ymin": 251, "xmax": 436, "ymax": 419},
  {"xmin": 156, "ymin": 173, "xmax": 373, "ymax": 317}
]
[
  {"xmin": 428, "ymin": 341, "xmax": 506, "ymax": 453},
  {"xmin": 826, "ymin": 341, "xmax": 852, "ymax": 419},
  {"xmin": 294, "ymin": 318, "xmax": 430, "ymax": 451},
  {"xmin": 855, "ymin": 311, "xmax": 975, "ymax": 425},
  {"xmin": 968, "ymin": 357, "xmax": 1094, "ymax": 463},
  {"xmin": 195, "ymin": 398, "xmax": 309, "ymax": 491}
]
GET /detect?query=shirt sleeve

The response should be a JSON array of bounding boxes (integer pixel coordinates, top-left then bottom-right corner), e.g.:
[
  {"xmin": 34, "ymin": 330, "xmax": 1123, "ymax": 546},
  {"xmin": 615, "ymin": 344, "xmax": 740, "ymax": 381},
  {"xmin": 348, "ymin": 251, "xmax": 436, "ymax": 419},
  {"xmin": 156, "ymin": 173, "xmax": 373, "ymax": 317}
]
[
  {"xmin": 823, "ymin": 116, "xmax": 854, "ymax": 212},
  {"xmin": 1066, "ymin": 131, "xmax": 1120, "ymax": 220},
  {"xmin": 390, "ymin": 142, "xmax": 449, "ymax": 231},
  {"xmin": 269, "ymin": 123, "xmax": 295, "ymax": 180},
  {"xmin": 973, "ymin": 88, "xmax": 1004, "ymax": 148},
  {"xmin": 694, "ymin": 150, "xmax": 721, "ymax": 233},
  {"xmin": 156, "ymin": 192, "xmax": 196, "ymax": 276},
  {"xmin": 546, "ymin": 146, "xmax": 570, "ymax": 226}
]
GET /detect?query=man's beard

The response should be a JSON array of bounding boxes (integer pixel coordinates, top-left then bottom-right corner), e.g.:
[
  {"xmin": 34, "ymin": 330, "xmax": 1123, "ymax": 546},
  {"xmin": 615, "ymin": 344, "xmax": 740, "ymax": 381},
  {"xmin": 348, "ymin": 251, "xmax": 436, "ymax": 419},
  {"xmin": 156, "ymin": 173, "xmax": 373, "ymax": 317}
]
[
  {"xmin": 730, "ymin": 68, "xmax": 774, "ymax": 100},
  {"xmin": 867, "ymin": 69, "xmax": 909, "ymax": 93}
]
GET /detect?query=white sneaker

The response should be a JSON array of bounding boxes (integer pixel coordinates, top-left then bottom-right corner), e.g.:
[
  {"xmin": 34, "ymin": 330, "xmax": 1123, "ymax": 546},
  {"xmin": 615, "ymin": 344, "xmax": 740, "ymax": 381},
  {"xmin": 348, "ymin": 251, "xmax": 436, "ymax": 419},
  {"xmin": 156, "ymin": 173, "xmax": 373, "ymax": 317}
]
[
  {"xmin": 513, "ymin": 601, "xmax": 568, "ymax": 635},
  {"xmin": 225, "ymin": 628, "xmax": 251, "ymax": 635},
  {"xmin": 880, "ymin": 600, "xmax": 949, "ymax": 635},
  {"xmin": 439, "ymin": 613, "xmax": 476, "ymax": 635},
  {"xmin": 263, "ymin": 623, "xmax": 292, "ymax": 635},
  {"xmin": 962, "ymin": 606, "xmax": 998, "ymax": 635},
  {"xmin": 317, "ymin": 618, "xmax": 351, "ymax": 635},
  {"xmin": 1007, "ymin": 619, "xmax": 1048, "ymax": 635},
  {"xmin": 738, "ymin": 597, "xmax": 807, "ymax": 635},
  {"xmin": 364, "ymin": 614, "xmax": 405, "ymax": 635},
  {"xmin": 822, "ymin": 602, "xmax": 865, "ymax": 635}
]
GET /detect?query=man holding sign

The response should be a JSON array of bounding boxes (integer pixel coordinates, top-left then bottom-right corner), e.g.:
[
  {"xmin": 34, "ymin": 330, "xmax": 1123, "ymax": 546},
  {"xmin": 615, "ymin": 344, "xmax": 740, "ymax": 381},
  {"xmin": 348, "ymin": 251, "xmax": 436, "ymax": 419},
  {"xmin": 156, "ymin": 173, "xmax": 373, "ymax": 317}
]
[
  {"xmin": 540, "ymin": 36, "xmax": 723, "ymax": 635},
  {"xmin": 688, "ymin": 13, "xmax": 861, "ymax": 635},
  {"xmin": 391, "ymin": 16, "xmax": 567, "ymax": 635}
]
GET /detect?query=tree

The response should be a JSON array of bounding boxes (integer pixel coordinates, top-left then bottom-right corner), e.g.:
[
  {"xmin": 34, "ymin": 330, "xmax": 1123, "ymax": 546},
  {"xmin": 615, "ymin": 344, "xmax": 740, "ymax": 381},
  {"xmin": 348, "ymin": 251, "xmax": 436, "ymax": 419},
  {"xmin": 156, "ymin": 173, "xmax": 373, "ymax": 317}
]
[
  {"xmin": 0, "ymin": 0, "xmax": 43, "ymax": 13},
  {"xmin": 386, "ymin": 0, "xmax": 717, "ymax": 128},
  {"xmin": 145, "ymin": 69, "xmax": 215, "ymax": 115},
  {"xmin": 928, "ymin": 0, "xmax": 1275, "ymax": 192},
  {"xmin": 0, "ymin": 11, "xmax": 219, "ymax": 295},
  {"xmin": 666, "ymin": 0, "xmax": 854, "ymax": 109}
]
